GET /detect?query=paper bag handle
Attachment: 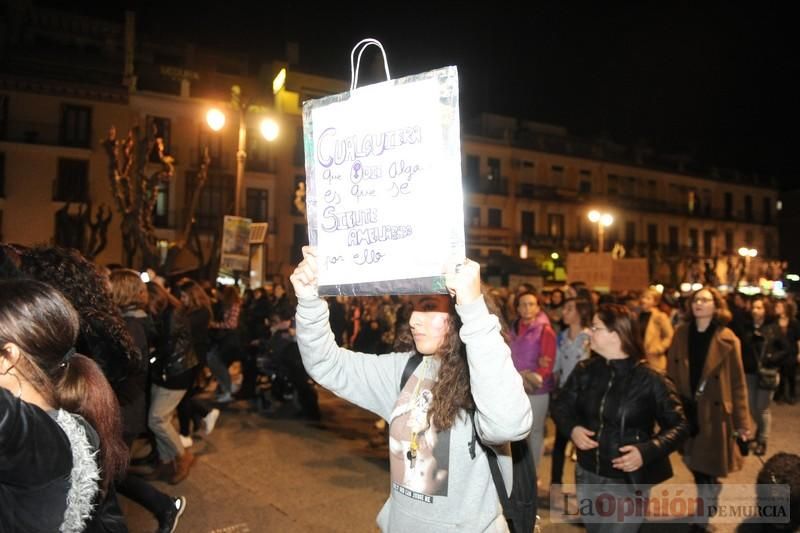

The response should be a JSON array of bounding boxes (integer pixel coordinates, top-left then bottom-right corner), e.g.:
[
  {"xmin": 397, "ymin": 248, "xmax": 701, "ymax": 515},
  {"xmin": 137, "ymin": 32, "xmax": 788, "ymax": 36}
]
[{"xmin": 350, "ymin": 38, "xmax": 391, "ymax": 91}]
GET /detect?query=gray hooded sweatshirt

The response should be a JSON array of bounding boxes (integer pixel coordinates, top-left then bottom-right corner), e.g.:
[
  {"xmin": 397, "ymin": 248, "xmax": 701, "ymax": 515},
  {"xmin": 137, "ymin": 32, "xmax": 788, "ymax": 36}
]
[{"xmin": 296, "ymin": 295, "xmax": 532, "ymax": 532}]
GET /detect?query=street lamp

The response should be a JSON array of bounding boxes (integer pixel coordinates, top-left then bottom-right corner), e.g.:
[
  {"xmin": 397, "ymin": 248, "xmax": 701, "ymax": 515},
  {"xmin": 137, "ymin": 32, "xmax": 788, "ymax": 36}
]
[
  {"xmin": 588, "ymin": 210, "xmax": 614, "ymax": 252},
  {"xmin": 206, "ymin": 84, "xmax": 281, "ymax": 217}
]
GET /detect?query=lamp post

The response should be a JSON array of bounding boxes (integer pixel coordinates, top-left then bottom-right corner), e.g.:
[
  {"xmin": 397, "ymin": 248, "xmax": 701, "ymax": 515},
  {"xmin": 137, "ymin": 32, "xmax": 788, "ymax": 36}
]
[
  {"xmin": 588, "ymin": 210, "xmax": 614, "ymax": 252},
  {"xmin": 206, "ymin": 83, "xmax": 281, "ymax": 217}
]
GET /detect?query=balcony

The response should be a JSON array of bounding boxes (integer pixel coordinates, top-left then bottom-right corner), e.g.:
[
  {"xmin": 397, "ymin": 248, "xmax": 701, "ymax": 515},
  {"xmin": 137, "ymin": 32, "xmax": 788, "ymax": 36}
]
[
  {"xmin": 0, "ymin": 120, "xmax": 75, "ymax": 147},
  {"xmin": 463, "ymin": 175, "xmax": 509, "ymax": 196}
]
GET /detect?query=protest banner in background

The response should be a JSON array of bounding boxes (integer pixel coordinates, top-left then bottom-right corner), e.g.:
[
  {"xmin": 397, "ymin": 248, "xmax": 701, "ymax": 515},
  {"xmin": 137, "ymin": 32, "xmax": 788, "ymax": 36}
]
[
  {"xmin": 567, "ymin": 253, "xmax": 649, "ymax": 292},
  {"xmin": 302, "ymin": 66, "xmax": 465, "ymax": 296},
  {"xmin": 220, "ymin": 215, "xmax": 252, "ymax": 272}
]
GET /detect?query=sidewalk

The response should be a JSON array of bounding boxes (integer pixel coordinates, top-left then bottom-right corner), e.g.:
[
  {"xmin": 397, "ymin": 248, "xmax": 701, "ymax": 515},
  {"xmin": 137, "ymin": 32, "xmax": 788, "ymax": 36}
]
[{"xmin": 121, "ymin": 390, "xmax": 798, "ymax": 532}]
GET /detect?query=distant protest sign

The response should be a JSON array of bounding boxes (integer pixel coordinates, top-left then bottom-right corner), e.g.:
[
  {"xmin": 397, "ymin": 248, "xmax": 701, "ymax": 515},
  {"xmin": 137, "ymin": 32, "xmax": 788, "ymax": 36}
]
[
  {"xmin": 302, "ymin": 66, "xmax": 465, "ymax": 296},
  {"xmin": 220, "ymin": 215, "xmax": 252, "ymax": 272},
  {"xmin": 567, "ymin": 253, "xmax": 649, "ymax": 292}
]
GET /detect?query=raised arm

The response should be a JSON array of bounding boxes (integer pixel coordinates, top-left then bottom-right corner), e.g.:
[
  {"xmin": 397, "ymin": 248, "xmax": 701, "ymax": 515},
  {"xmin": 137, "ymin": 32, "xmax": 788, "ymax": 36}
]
[
  {"xmin": 446, "ymin": 259, "xmax": 532, "ymax": 445},
  {"xmin": 291, "ymin": 246, "xmax": 405, "ymax": 420}
]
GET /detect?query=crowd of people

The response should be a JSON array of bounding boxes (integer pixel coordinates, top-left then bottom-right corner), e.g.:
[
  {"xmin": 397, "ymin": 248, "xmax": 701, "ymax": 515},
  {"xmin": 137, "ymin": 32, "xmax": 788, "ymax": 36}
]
[{"xmin": 1, "ymin": 241, "xmax": 799, "ymax": 532}]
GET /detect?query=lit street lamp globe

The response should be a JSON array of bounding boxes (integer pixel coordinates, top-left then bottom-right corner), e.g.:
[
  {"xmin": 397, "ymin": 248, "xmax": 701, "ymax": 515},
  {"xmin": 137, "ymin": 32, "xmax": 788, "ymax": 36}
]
[
  {"xmin": 206, "ymin": 108, "xmax": 226, "ymax": 131},
  {"xmin": 260, "ymin": 118, "xmax": 279, "ymax": 142}
]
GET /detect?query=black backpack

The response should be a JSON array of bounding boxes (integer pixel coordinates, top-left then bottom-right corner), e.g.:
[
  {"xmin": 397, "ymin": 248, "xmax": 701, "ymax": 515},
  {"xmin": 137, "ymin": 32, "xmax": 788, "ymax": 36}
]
[{"xmin": 401, "ymin": 355, "xmax": 538, "ymax": 533}]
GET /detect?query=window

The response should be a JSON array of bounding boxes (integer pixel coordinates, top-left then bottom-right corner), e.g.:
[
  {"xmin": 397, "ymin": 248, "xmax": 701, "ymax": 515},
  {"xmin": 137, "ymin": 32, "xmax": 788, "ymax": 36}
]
[
  {"xmin": 724, "ymin": 192, "xmax": 733, "ymax": 219},
  {"xmin": 488, "ymin": 208, "xmax": 502, "ymax": 228},
  {"xmin": 763, "ymin": 197, "xmax": 772, "ymax": 224},
  {"xmin": 647, "ymin": 224, "xmax": 658, "ymax": 250},
  {"xmin": 246, "ymin": 129, "xmax": 275, "ymax": 172},
  {"xmin": 551, "ymin": 165, "xmax": 564, "ymax": 188},
  {"xmin": 703, "ymin": 230, "xmax": 715, "ymax": 256},
  {"xmin": 487, "ymin": 158, "xmax": 501, "ymax": 180},
  {"xmin": 464, "ymin": 155, "xmax": 481, "ymax": 191},
  {"xmin": 607, "ymin": 174, "xmax": 619, "ymax": 194},
  {"xmin": 548, "ymin": 214, "xmax": 564, "ymax": 238},
  {"xmin": 745, "ymin": 230, "xmax": 753, "ymax": 246},
  {"xmin": 689, "ymin": 228, "xmax": 699, "ymax": 253},
  {"xmin": 725, "ymin": 230, "xmax": 734, "ymax": 253},
  {"xmin": 625, "ymin": 221, "xmax": 636, "ymax": 248},
  {"xmin": 186, "ymin": 170, "xmax": 234, "ymax": 231},
  {"xmin": 701, "ymin": 189, "xmax": 712, "ymax": 215},
  {"xmin": 467, "ymin": 206, "xmax": 480, "ymax": 227},
  {"xmin": 621, "ymin": 176, "xmax": 636, "ymax": 196},
  {"xmin": 153, "ymin": 185, "xmax": 170, "ymax": 228},
  {"xmin": 521, "ymin": 211, "xmax": 535, "ymax": 238},
  {"xmin": 579, "ymin": 169, "xmax": 591, "ymax": 177},
  {"xmin": 54, "ymin": 159, "xmax": 89, "ymax": 202},
  {"xmin": 668, "ymin": 226, "xmax": 679, "ymax": 253},
  {"xmin": 147, "ymin": 116, "xmax": 172, "ymax": 162},
  {"xmin": 647, "ymin": 180, "xmax": 657, "ymax": 199},
  {"xmin": 744, "ymin": 195, "xmax": 753, "ymax": 222},
  {"xmin": 579, "ymin": 180, "xmax": 591, "ymax": 194},
  {"xmin": 0, "ymin": 152, "xmax": 5, "ymax": 198},
  {"xmin": 246, "ymin": 188, "xmax": 269, "ymax": 221},
  {"xmin": 688, "ymin": 190, "xmax": 696, "ymax": 214},
  {"xmin": 522, "ymin": 160, "xmax": 535, "ymax": 169},
  {"xmin": 60, "ymin": 104, "xmax": 92, "ymax": 148}
]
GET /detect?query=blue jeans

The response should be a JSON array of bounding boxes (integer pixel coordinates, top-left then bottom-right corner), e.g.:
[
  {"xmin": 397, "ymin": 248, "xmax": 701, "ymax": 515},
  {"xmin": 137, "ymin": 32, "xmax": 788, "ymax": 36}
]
[
  {"xmin": 149, "ymin": 385, "xmax": 187, "ymax": 462},
  {"xmin": 575, "ymin": 464, "xmax": 649, "ymax": 533}
]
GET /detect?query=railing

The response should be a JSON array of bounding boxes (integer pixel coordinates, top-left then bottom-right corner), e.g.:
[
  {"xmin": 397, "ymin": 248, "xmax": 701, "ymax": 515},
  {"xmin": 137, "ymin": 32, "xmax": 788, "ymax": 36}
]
[
  {"xmin": 463, "ymin": 176, "xmax": 509, "ymax": 196},
  {"xmin": 0, "ymin": 120, "xmax": 81, "ymax": 147}
]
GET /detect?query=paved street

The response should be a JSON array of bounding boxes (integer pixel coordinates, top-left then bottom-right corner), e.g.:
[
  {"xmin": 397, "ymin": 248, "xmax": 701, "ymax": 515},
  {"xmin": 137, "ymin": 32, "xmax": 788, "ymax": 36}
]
[{"xmin": 122, "ymin": 388, "xmax": 799, "ymax": 533}]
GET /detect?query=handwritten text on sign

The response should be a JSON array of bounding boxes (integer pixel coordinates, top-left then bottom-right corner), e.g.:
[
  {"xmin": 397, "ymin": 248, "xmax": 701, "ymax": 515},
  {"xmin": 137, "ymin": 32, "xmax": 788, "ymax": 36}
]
[{"xmin": 303, "ymin": 67, "xmax": 464, "ymax": 293}]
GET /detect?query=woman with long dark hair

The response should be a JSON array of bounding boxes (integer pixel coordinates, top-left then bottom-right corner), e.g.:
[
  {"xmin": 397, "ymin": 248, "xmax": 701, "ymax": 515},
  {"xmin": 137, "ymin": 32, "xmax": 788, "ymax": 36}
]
[
  {"xmin": 290, "ymin": 247, "xmax": 531, "ymax": 530},
  {"xmin": 174, "ymin": 279, "xmax": 220, "ymax": 444},
  {"xmin": 774, "ymin": 299, "xmax": 800, "ymax": 404},
  {"xmin": 549, "ymin": 297, "xmax": 592, "ymax": 504},
  {"xmin": 0, "ymin": 279, "xmax": 128, "ymax": 532},
  {"xmin": 738, "ymin": 296, "xmax": 787, "ymax": 456},
  {"xmin": 207, "ymin": 285, "xmax": 243, "ymax": 403},
  {"xmin": 146, "ymin": 282, "xmax": 198, "ymax": 485},
  {"xmin": 552, "ymin": 304, "xmax": 688, "ymax": 533},
  {"xmin": 667, "ymin": 287, "xmax": 751, "ymax": 533},
  {"xmin": 109, "ymin": 269, "xmax": 187, "ymax": 532}
]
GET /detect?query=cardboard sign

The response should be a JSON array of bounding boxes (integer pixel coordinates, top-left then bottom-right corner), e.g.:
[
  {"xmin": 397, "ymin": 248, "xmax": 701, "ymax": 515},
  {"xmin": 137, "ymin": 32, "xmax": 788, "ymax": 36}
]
[
  {"xmin": 302, "ymin": 66, "xmax": 465, "ymax": 295},
  {"xmin": 567, "ymin": 253, "xmax": 649, "ymax": 292},
  {"xmin": 220, "ymin": 215, "xmax": 252, "ymax": 272}
]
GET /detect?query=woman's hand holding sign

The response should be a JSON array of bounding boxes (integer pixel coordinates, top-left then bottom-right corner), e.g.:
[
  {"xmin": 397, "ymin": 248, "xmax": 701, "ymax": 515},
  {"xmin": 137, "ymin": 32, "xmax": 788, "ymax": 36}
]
[
  {"xmin": 444, "ymin": 258, "xmax": 481, "ymax": 306},
  {"xmin": 290, "ymin": 246, "xmax": 320, "ymax": 299}
]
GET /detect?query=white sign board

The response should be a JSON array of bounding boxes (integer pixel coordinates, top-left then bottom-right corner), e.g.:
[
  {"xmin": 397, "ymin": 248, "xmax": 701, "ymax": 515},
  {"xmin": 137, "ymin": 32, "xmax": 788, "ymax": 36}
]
[
  {"xmin": 220, "ymin": 215, "xmax": 252, "ymax": 272},
  {"xmin": 302, "ymin": 66, "xmax": 465, "ymax": 295}
]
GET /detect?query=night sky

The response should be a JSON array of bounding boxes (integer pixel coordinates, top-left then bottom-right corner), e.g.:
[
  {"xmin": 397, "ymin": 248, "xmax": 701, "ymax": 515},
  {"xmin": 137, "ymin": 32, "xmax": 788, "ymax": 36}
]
[{"xmin": 53, "ymin": 3, "xmax": 799, "ymax": 188}]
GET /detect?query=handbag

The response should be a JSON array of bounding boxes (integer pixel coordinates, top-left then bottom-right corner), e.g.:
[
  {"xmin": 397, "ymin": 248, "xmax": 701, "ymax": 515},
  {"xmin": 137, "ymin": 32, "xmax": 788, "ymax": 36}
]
[
  {"xmin": 757, "ymin": 365, "xmax": 780, "ymax": 390},
  {"xmin": 756, "ymin": 332, "xmax": 781, "ymax": 391}
]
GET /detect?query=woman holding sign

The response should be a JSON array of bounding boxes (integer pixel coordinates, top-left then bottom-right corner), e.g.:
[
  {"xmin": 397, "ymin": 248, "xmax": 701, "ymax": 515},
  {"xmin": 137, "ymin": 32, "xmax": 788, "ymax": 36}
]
[{"xmin": 291, "ymin": 246, "xmax": 532, "ymax": 532}]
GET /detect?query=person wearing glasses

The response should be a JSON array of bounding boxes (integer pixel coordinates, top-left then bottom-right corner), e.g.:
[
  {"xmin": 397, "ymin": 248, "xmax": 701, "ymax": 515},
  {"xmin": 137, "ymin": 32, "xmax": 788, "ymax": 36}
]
[
  {"xmin": 552, "ymin": 304, "xmax": 688, "ymax": 532},
  {"xmin": 667, "ymin": 287, "xmax": 751, "ymax": 533}
]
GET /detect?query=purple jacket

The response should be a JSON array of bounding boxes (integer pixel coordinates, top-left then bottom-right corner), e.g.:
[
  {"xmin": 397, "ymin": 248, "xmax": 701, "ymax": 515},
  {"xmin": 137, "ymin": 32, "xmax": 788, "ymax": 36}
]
[{"xmin": 509, "ymin": 311, "xmax": 557, "ymax": 394}]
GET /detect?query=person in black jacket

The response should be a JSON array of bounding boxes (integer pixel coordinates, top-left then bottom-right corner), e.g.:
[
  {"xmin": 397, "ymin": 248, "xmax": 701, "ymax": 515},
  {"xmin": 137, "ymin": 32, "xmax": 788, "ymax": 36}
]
[
  {"xmin": 739, "ymin": 296, "xmax": 788, "ymax": 456},
  {"xmin": 110, "ymin": 269, "xmax": 187, "ymax": 533},
  {"xmin": 552, "ymin": 303, "xmax": 688, "ymax": 533},
  {"xmin": 0, "ymin": 279, "xmax": 129, "ymax": 532},
  {"xmin": 146, "ymin": 282, "xmax": 199, "ymax": 485}
]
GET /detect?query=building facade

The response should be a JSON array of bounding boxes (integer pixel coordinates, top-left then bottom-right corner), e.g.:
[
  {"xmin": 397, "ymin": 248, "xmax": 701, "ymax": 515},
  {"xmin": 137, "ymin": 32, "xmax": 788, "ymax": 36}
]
[
  {"xmin": 0, "ymin": 7, "xmax": 781, "ymax": 287},
  {"xmin": 462, "ymin": 114, "xmax": 780, "ymax": 286}
]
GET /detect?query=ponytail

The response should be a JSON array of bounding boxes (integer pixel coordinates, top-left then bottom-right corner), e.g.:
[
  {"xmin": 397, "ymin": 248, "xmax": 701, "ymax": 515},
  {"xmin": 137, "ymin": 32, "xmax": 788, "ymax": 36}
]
[{"xmin": 56, "ymin": 354, "xmax": 128, "ymax": 491}]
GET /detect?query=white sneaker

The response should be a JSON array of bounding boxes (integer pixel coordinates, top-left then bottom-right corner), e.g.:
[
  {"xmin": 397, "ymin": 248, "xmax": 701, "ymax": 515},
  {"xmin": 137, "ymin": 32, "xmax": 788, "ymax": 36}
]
[
  {"xmin": 215, "ymin": 392, "xmax": 234, "ymax": 403},
  {"xmin": 203, "ymin": 408, "xmax": 221, "ymax": 436},
  {"xmin": 179, "ymin": 434, "xmax": 193, "ymax": 448}
]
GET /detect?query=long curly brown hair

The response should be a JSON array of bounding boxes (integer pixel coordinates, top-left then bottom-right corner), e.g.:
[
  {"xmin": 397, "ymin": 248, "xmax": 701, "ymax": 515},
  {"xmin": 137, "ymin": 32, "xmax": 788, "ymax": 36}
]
[{"xmin": 426, "ymin": 311, "xmax": 474, "ymax": 431}]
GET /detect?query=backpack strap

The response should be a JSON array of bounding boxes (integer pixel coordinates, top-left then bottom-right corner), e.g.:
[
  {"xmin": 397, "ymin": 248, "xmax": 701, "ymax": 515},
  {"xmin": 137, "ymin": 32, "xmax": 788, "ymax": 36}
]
[
  {"xmin": 400, "ymin": 354, "xmax": 423, "ymax": 390},
  {"xmin": 468, "ymin": 410, "xmax": 511, "ymax": 507}
]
